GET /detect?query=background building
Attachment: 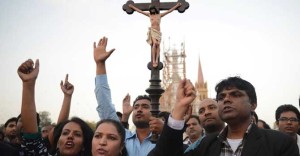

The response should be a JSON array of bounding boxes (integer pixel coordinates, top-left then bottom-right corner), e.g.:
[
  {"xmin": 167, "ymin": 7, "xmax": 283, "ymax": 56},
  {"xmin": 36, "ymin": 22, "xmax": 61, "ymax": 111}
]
[{"xmin": 160, "ymin": 40, "xmax": 208, "ymax": 114}]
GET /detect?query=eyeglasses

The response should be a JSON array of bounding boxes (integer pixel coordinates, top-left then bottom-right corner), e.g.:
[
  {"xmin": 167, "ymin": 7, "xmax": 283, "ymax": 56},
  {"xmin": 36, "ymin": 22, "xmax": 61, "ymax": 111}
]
[{"xmin": 278, "ymin": 117, "xmax": 299, "ymax": 123}]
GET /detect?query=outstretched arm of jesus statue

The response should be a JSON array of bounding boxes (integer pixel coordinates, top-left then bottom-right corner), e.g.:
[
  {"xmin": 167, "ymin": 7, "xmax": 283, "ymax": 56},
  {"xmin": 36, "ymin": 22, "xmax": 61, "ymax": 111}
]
[
  {"xmin": 129, "ymin": 4, "xmax": 150, "ymax": 17},
  {"xmin": 160, "ymin": 3, "xmax": 181, "ymax": 17}
]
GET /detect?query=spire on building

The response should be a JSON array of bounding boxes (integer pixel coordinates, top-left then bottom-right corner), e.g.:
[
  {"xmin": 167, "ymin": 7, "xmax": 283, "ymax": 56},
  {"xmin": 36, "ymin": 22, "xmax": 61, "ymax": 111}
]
[{"xmin": 197, "ymin": 57, "xmax": 205, "ymax": 88}]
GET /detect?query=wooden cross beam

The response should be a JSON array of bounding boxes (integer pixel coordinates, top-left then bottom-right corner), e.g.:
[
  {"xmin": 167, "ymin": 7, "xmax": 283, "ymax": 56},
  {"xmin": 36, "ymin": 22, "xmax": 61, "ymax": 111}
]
[{"xmin": 123, "ymin": 0, "xmax": 189, "ymax": 14}]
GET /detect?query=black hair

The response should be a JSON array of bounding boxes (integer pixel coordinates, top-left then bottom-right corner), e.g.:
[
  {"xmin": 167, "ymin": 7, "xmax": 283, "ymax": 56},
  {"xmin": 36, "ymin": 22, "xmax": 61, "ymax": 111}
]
[
  {"xmin": 4, "ymin": 117, "xmax": 17, "ymax": 128},
  {"xmin": 133, "ymin": 95, "xmax": 151, "ymax": 106},
  {"xmin": 186, "ymin": 115, "xmax": 201, "ymax": 125},
  {"xmin": 158, "ymin": 111, "xmax": 170, "ymax": 122},
  {"xmin": 0, "ymin": 130, "xmax": 4, "ymax": 141},
  {"xmin": 215, "ymin": 76, "xmax": 257, "ymax": 105},
  {"xmin": 275, "ymin": 104, "xmax": 300, "ymax": 121},
  {"xmin": 51, "ymin": 117, "xmax": 93, "ymax": 156},
  {"xmin": 116, "ymin": 111, "xmax": 123, "ymax": 118},
  {"xmin": 251, "ymin": 111, "xmax": 258, "ymax": 124},
  {"xmin": 96, "ymin": 119, "xmax": 128, "ymax": 156},
  {"xmin": 149, "ymin": 5, "xmax": 159, "ymax": 14},
  {"xmin": 258, "ymin": 119, "xmax": 271, "ymax": 129}
]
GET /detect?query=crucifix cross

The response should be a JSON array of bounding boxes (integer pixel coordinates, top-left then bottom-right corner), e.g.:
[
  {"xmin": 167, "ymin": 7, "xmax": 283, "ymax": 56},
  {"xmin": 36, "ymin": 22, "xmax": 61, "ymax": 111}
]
[
  {"xmin": 122, "ymin": 0, "xmax": 189, "ymax": 143},
  {"xmin": 123, "ymin": 0, "xmax": 189, "ymax": 14}
]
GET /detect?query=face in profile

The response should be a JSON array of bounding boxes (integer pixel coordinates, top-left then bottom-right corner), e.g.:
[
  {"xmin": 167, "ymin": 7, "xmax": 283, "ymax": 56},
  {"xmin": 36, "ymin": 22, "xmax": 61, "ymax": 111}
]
[
  {"xmin": 92, "ymin": 122, "xmax": 124, "ymax": 156},
  {"xmin": 198, "ymin": 99, "xmax": 223, "ymax": 131},
  {"xmin": 57, "ymin": 122, "xmax": 84, "ymax": 156},
  {"xmin": 5, "ymin": 121, "xmax": 17, "ymax": 138}
]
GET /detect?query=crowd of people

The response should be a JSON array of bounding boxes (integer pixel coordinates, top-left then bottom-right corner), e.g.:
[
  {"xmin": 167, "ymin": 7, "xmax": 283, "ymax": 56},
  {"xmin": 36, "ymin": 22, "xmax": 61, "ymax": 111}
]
[{"xmin": 1, "ymin": 36, "xmax": 300, "ymax": 156}]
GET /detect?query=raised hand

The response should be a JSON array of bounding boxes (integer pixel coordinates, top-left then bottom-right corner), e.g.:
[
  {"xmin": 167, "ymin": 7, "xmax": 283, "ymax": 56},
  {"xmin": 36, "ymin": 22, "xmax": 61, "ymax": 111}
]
[
  {"xmin": 172, "ymin": 79, "xmax": 196, "ymax": 120},
  {"xmin": 93, "ymin": 36, "xmax": 115, "ymax": 65},
  {"xmin": 60, "ymin": 74, "xmax": 74, "ymax": 96},
  {"xmin": 122, "ymin": 93, "xmax": 133, "ymax": 123},
  {"xmin": 17, "ymin": 59, "xmax": 39, "ymax": 83},
  {"xmin": 122, "ymin": 93, "xmax": 133, "ymax": 116},
  {"xmin": 18, "ymin": 59, "xmax": 40, "ymax": 134}
]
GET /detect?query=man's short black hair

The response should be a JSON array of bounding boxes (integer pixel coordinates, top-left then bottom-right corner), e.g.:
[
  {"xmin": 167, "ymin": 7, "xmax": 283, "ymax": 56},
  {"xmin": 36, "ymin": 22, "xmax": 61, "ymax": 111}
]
[
  {"xmin": 215, "ymin": 76, "xmax": 257, "ymax": 105},
  {"xmin": 186, "ymin": 115, "xmax": 201, "ymax": 125},
  {"xmin": 251, "ymin": 111, "xmax": 258, "ymax": 124},
  {"xmin": 133, "ymin": 95, "xmax": 151, "ymax": 106},
  {"xmin": 275, "ymin": 104, "xmax": 300, "ymax": 121},
  {"xmin": 4, "ymin": 117, "xmax": 17, "ymax": 128}
]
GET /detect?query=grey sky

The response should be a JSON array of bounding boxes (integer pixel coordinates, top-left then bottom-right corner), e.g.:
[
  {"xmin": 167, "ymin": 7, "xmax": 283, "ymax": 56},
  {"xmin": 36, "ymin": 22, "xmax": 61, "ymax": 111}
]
[{"xmin": 0, "ymin": 0, "xmax": 300, "ymax": 127}]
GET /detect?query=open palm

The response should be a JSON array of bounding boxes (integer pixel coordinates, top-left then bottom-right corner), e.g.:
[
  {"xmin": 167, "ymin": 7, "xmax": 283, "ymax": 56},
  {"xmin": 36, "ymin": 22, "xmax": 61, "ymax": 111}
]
[{"xmin": 93, "ymin": 36, "xmax": 115, "ymax": 64}]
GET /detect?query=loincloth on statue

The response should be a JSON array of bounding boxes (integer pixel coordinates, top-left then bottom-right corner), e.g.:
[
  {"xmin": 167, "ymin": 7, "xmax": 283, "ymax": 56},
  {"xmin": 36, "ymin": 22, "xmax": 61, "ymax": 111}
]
[{"xmin": 146, "ymin": 27, "xmax": 162, "ymax": 45}]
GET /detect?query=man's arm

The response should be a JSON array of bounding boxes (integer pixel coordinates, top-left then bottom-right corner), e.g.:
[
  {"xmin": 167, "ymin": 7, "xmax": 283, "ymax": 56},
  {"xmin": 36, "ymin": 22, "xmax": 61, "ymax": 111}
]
[
  {"xmin": 148, "ymin": 79, "xmax": 196, "ymax": 156},
  {"xmin": 18, "ymin": 59, "xmax": 39, "ymax": 134},
  {"xmin": 129, "ymin": 4, "xmax": 150, "ymax": 17},
  {"xmin": 94, "ymin": 36, "xmax": 119, "ymax": 121},
  {"xmin": 160, "ymin": 3, "xmax": 181, "ymax": 17}
]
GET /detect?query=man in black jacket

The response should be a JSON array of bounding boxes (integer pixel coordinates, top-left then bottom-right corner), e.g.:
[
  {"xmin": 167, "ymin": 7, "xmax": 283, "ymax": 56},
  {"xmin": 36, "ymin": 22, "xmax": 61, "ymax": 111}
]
[{"xmin": 149, "ymin": 76, "xmax": 299, "ymax": 156}]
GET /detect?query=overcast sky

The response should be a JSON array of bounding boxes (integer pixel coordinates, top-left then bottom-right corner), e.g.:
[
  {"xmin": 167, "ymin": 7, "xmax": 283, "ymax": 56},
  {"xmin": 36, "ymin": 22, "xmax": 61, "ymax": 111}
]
[{"xmin": 1, "ymin": 0, "xmax": 300, "ymax": 127}]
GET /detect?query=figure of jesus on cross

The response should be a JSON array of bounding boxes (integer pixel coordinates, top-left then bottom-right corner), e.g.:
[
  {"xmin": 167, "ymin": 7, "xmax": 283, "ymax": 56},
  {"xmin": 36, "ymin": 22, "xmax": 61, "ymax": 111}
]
[{"xmin": 129, "ymin": 2, "xmax": 181, "ymax": 68}]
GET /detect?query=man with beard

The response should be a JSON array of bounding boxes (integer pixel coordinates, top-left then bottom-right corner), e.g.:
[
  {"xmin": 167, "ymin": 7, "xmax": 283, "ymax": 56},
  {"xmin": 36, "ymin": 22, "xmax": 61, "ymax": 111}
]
[
  {"xmin": 2, "ymin": 117, "xmax": 20, "ymax": 155},
  {"xmin": 3, "ymin": 117, "xmax": 18, "ymax": 144},
  {"xmin": 94, "ymin": 36, "xmax": 164, "ymax": 156}
]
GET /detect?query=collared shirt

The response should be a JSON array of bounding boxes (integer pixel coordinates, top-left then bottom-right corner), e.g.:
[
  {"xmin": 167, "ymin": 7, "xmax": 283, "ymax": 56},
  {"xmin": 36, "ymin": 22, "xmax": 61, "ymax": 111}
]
[
  {"xmin": 183, "ymin": 138, "xmax": 192, "ymax": 146},
  {"xmin": 184, "ymin": 135, "xmax": 205, "ymax": 153},
  {"xmin": 95, "ymin": 74, "xmax": 155, "ymax": 156},
  {"xmin": 125, "ymin": 130, "xmax": 156, "ymax": 156},
  {"xmin": 217, "ymin": 122, "xmax": 253, "ymax": 156}
]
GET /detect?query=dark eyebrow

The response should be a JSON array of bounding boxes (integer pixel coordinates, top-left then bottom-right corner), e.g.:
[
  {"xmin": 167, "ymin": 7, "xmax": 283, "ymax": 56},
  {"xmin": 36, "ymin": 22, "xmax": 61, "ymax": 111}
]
[{"xmin": 207, "ymin": 104, "xmax": 216, "ymax": 107}]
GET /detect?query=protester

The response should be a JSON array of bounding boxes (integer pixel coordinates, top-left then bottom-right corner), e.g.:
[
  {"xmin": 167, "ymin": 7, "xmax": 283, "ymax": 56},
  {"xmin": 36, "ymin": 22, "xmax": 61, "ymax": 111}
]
[
  {"xmin": 17, "ymin": 59, "xmax": 93, "ymax": 156},
  {"xmin": 183, "ymin": 115, "xmax": 203, "ymax": 146},
  {"xmin": 92, "ymin": 119, "xmax": 127, "ymax": 156},
  {"xmin": 94, "ymin": 36, "xmax": 164, "ymax": 156},
  {"xmin": 275, "ymin": 104, "xmax": 300, "ymax": 153},
  {"xmin": 3, "ymin": 117, "xmax": 18, "ymax": 144},
  {"xmin": 149, "ymin": 76, "xmax": 299, "ymax": 156}
]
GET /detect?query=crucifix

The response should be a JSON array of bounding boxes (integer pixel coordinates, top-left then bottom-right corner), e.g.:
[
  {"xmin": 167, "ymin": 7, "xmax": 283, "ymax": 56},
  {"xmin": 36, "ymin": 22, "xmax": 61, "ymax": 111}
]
[{"xmin": 123, "ymin": 0, "xmax": 189, "ymax": 143}]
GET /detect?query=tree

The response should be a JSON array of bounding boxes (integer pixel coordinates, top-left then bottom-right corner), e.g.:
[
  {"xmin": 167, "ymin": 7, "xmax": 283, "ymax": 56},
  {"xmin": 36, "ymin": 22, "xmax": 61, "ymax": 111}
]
[{"xmin": 38, "ymin": 111, "xmax": 52, "ymax": 127}]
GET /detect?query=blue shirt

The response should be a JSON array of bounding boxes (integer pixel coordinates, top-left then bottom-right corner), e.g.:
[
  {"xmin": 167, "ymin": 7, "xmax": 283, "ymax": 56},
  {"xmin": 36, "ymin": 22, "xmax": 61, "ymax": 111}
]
[
  {"xmin": 184, "ymin": 135, "xmax": 205, "ymax": 153},
  {"xmin": 95, "ymin": 74, "xmax": 155, "ymax": 156}
]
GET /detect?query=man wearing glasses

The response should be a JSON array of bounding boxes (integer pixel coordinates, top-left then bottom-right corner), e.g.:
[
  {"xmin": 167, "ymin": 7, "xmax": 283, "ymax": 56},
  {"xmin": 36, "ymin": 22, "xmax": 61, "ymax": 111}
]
[{"xmin": 275, "ymin": 104, "xmax": 300, "ymax": 153}]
